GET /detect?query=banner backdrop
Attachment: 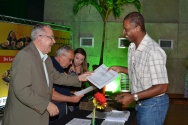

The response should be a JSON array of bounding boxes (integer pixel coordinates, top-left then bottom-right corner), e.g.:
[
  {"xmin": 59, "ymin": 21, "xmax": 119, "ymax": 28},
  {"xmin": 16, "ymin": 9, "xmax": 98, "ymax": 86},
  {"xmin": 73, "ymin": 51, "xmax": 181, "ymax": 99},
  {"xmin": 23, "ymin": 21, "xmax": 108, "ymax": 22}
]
[{"xmin": 0, "ymin": 21, "xmax": 71, "ymax": 107}]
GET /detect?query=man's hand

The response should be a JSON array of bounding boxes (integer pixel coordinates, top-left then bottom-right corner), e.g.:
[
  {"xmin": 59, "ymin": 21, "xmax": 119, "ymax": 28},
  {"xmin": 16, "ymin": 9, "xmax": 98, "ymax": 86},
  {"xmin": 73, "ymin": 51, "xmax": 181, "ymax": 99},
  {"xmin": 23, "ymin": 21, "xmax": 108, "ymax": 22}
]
[
  {"xmin": 115, "ymin": 93, "xmax": 134, "ymax": 108},
  {"xmin": 78, "ymin": 72, "xmax": 92, "ymax": 81},
  {"xmin": 109, "ymin": 66, "xmax": 128, "ymax": 74},
  {"xmin": 109, "ymin": 66, "xmax": 121, "ymax": 73},
  {"xmin": 70, "ymin": 95, "xmax": 84, "ymax": 103},
  {"xmin": 47, "ymin": 102, "xmax": 59, "ymax": 117}
]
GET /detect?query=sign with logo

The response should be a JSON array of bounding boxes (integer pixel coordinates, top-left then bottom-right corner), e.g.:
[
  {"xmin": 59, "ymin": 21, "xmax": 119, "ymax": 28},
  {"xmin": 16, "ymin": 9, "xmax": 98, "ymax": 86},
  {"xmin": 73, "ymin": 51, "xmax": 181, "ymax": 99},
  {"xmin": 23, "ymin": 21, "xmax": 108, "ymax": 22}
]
[{"xmin": 0, "ymin": 21, "xmax": 71, "ymax": 108}]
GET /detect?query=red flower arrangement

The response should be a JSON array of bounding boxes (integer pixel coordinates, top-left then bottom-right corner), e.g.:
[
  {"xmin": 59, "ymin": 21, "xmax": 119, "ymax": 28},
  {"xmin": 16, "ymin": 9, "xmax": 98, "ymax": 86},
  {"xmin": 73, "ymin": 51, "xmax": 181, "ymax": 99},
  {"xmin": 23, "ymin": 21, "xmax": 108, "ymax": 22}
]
[
  {"xmin": 92, "ymin": 92, "xmax": 107, "ymax": 125},
  {"xmin": 93, "ymin": 92, "xmax": 107, "ymax": 109}
]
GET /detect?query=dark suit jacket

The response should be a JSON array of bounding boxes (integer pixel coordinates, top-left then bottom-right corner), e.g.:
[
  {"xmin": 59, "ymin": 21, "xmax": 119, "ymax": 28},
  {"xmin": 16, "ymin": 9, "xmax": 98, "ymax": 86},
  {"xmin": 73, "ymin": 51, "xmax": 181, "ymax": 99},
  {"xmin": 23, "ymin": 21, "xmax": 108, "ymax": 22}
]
[{"xmin": 2, "ymin": 42, "xmax": 81, "ymax": 125}]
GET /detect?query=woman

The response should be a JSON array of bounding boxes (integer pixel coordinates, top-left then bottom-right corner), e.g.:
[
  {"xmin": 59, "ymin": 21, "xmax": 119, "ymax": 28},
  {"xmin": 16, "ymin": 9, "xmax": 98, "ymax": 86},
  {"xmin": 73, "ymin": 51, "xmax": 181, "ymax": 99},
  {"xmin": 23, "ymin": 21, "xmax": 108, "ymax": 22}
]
[
  {"xmin": 69, "ymin": 48, "xmax": 88, "ymax": 76},
  {"xmin": 67, "ymin": 48, "xmax": 88, "ymax": 111},
  {"xmin": 67, "ymin": 47, "xmax": 88, "ymax": 90}
]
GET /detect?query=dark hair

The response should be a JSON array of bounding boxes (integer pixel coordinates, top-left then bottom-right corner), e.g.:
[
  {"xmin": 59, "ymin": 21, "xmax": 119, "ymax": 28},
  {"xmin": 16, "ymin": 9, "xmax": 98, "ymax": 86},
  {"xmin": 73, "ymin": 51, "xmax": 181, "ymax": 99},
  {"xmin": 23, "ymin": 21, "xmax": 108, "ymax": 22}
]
[
  {"xmin": 73, "ymin": 48, "xmax": 88, "ymax": 73},
  {"xmin": 124, "ymin": 12, "xmax": 145, "ymax": 32}
]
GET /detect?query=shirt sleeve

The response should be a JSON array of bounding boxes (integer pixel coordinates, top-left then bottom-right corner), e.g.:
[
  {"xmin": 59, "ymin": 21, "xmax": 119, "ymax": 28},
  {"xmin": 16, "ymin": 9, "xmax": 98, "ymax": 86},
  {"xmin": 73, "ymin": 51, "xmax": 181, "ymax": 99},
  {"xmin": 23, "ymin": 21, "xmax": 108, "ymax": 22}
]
[{"xmin": 148, "ymin": 48, "xmax": 169, "ymax": 85}]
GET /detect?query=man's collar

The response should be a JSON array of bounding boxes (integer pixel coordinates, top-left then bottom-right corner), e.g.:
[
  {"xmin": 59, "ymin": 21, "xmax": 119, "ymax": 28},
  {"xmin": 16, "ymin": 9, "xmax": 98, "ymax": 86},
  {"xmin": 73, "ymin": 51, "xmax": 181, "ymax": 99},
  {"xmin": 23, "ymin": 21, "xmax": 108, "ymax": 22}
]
[
  {"xmin": 135, "ymin": 34, "xmax": 149, "ymax": 51},
  {"xmin": 37, "ymin": 48, "xmax": 48, "ymax": 61}
]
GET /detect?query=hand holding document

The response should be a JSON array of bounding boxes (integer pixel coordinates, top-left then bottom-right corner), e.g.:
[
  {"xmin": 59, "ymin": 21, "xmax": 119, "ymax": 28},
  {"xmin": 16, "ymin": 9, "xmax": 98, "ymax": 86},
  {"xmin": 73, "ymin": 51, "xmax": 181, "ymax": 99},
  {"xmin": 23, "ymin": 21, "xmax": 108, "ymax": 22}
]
[
  {"xmin": 86, "ymin": 64, "xmax": 119, "ymax": 89},
  {"xmin": 74, "ymin": 64, "xmax": 119, "ymax": 96}
]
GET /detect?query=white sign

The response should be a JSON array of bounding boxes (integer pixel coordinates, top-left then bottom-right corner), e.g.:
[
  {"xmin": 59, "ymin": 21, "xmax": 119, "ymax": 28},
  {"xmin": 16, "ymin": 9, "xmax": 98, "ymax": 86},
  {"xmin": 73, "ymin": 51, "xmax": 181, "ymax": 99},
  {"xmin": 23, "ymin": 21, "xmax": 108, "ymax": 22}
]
[{"xmin": 0, "ymin": 97, "xmax": 7, "ymax": 107}]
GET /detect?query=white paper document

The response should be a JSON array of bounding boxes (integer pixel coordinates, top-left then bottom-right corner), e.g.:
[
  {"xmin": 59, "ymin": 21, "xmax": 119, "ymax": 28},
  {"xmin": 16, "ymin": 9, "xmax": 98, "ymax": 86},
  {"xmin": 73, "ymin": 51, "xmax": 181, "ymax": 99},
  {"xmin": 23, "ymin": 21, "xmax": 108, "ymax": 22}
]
[
  {"xmin": 101, "ymin": 120, "xmax": 125, "ymax": 125},
  {"xmin": 65, "ymin": 118, "xmax": 91, "ymax": 125},
  {"xmin": 74, "ymin": 86, "xmax": 96, "ymax": 96},
  {"xmin": 86, "ymin": 110, "xmax": 108, "ymax": 119},
  {"xmin": 105, "ymin": 110, "xmax": 130, "ymax": 122},
  {"xmin": 86, "ymin": 64, "xmax": 119, "ymax": 89},
  {"xmin": 86, "ymin": 110, "xmax": 130, "ymax": 122}
]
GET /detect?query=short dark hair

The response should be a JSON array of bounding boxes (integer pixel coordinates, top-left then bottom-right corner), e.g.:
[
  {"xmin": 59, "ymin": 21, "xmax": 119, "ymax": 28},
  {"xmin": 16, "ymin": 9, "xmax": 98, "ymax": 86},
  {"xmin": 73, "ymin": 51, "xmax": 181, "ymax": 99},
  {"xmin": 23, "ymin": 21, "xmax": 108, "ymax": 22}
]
[{"xmin": 124, "ymin": 12, "xmax": 145, "ymax": 32}]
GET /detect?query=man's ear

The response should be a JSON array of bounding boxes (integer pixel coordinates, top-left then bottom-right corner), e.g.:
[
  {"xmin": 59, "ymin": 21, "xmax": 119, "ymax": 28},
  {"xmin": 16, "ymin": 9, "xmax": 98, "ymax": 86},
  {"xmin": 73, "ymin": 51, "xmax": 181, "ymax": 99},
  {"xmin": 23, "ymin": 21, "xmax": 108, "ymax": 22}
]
[{"xmin": 136, "ymin": 26, "xmax": 141, "ymax": 32}]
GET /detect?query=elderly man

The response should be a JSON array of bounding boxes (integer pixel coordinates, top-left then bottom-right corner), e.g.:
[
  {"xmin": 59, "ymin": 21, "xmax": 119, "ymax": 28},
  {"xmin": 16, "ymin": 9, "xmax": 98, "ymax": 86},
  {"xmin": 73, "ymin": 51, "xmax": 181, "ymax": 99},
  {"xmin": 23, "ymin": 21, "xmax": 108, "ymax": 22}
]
[
  {"xmin": 49, "ymin": 46, "xmax": 84, "ymax": 123},
  {"xmin": 2, "ymin": 24, "xmax": 91, "ymax": 125}
]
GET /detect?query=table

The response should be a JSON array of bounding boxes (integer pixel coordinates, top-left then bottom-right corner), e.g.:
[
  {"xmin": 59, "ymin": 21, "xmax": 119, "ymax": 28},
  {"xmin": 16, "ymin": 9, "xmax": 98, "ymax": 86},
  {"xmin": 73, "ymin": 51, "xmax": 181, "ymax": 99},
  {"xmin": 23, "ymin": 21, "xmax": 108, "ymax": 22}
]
[{"xmin": 50, "ymin": 108, "xmax": 136, "ymax": 125}]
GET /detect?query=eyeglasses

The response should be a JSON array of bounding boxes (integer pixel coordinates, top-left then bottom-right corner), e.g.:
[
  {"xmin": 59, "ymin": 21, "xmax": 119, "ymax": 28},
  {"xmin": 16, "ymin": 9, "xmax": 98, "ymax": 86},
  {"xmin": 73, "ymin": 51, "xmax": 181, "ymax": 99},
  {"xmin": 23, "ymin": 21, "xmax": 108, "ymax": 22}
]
[{"xmin": 39, "ymin": 35, "xmax": 55, "ymax": 41}]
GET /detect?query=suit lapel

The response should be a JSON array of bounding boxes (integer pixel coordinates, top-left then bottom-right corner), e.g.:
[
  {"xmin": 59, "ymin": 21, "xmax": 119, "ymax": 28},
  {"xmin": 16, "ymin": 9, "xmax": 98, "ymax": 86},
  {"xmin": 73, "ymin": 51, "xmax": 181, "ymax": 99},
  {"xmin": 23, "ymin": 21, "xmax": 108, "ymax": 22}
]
[
  {"xmin": 29, "ymin": 42, "xmax": 50, "ymax": 89},
  {"xmin": 45, "ymin": 57, "xmax": 53, "ymax": 92}
]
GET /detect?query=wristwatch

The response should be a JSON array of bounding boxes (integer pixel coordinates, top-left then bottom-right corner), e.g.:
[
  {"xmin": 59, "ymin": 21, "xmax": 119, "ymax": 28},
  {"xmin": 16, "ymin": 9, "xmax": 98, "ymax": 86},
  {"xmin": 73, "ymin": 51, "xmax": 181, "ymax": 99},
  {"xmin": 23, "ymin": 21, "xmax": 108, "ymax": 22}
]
[{"xmin": 134, "ymin": 94, "xmax": 139, "ymax": 101}]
